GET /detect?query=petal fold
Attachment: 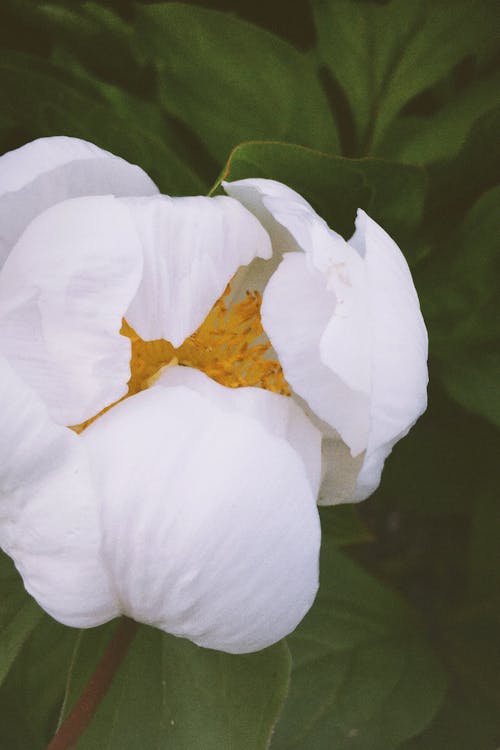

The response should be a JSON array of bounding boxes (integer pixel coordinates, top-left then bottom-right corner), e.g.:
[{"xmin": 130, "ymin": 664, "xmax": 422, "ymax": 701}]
[
  {"xmin": 349, "ymin": 209, "xmax": 428, "ymax": 500},
  {"xmin": 229, "ymin": 179, "xmax": 428, "ymax": 504},
  {"xmin": 261, "ymin": 252, "xmax": 370, "ymax": 456},
  {"xmin": 122, "ymin": 194, "xmax": 272, "ymax": 346},
  {"xmin": 0, "ymin": 356, "xmax": 119, "ymax": 626},
  {"xmin": 0, "ymin": 136, "xmax": 158, "ymax": 268},
  {"xmin": 82, "ymin": 381, "xmax": 320, "ymax": 653},
  {"xmin": 156, "ymin": 365, "xmax": 322, "ymax": 496},
  {"xmin": 223, "ymin": 178, "xmax": 312, "ymax": 254},
  {"xmin": 0, "ymin": 196, "xmax": 143, "ymax": 426}
]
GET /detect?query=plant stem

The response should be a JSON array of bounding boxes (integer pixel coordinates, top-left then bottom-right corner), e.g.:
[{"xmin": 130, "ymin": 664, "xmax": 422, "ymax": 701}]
[{"xmin": 47, "ymin": 618, "xmax": 139, "ymax": 750}]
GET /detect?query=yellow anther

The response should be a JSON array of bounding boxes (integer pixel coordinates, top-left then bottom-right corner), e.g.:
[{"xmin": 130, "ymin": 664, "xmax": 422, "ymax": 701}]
[{"xmin": 71, "ymin": 285, "xmax": 289, "ymax": 433}]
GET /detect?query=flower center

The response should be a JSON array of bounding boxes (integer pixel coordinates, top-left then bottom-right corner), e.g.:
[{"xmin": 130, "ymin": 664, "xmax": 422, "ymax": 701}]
[
  {"xmin": 71, "ymin": 285, "xmax": 289, "ymax": 433},
  {"xmin": 126, "ymin": 285, "xmax": 290, "ymax": 396}
]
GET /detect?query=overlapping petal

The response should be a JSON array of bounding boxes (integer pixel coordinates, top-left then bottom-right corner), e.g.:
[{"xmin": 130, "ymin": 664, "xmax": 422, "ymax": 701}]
[
  {"xmin": 0, "ymin": 136, "xmax": 158, "ymax": 268},
  {"xmin": 350, "ymin": 209, "xmax": 428, "ymax": 500},
  {"xmin": 0, "ymin": 196, "xmax": 143, "ymax": 426},
  {"xmin": 260, "ymin": 252, "xmax": 370, "ymax": 455},
  {"xmin": 82, "ymin": 379, "xmax": 321, "ymax": 653},
  {"xmin": 122, "ymin": 194, "xmax": 272, "ymax": 346},
  {"xmin": 222, "ymin": 178, "xmax": 312, "ymax": 300},
  {"xmin": 0, "ymin": 355, "xmax": 119, "ymax": 626},
  {"xmin": 156, "ymin": 366, "xmax": 322, "ymax": 496},
  {"xmin": 225, "ymin": 178, "xmax": 428, "ymax": 503}
]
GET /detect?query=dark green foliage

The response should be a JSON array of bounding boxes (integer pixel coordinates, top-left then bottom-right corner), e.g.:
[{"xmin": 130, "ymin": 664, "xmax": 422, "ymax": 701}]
[
  {"xmin": 60, "ymin": 623, "xmax": 291, "ymax": 750},
  {"xmin": 272, "ymin": 538, "xmax": 446, "ymax": 750}
]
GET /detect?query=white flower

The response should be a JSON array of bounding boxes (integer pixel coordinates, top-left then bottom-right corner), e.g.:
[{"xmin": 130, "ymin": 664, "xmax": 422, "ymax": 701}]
[{"xmin": 0, "ymin": 137, "xmax": 427, "ymax": 653}]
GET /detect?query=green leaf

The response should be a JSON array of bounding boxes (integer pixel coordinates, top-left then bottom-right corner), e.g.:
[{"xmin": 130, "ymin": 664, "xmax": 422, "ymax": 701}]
[
  {"xmin": 0, "ymin": 551, "xmax": 43, "ymax": 688},
  {"xmin": 401, "ymin": 688, "xmax": 500, "ymax": 750},
  {"xmin": 61, "ymin": 622, "xmax": 290, "ymax": 750},
  {"xmin": 319, "ymin": 505, "xmax": 373, "ymax": 547},
  {"xmin": 0, "ymin": 554, "xmax": 76, "ymax": 748},
  {"xmin": 425, "ymin": 105, "xmax": 500, "ymax": 230},
  {"xmin": 41, "ymin": 2, "xmax": 146, "ymax": 88},
  {"xmin": 420, "ymin": 185, "xmax": 500, "ymax": 427},
  {"xmin": 0, "ymin": 50, "xmax": 205, "ymax": 195},
  {"xmin": 219, "ymin": 141, "xmax": 367, "ymax": 237},
  {"xmin": 378, "ymin": 70, "xmax": 500, "ymax": 165},
  {"xmin": 379, "ymin": 381, "xmax": 500, "ymax": 516},
  {"xmin": 218, "ymin": 141, "xmax": 426, "ymax": 259},
  {"xmin": 437, "ymin": 350, "xmax": 500, "ymax": 430},
  {"xmin": 313, "ymin": 0, "xmax": 498, "ymax": 154},
  {"xmin": 428, "ymin": 184, "xmax": 500, "ymax": 345},
  {"xmin": 404, "ymin": 591, "xmax": 500, "ymax": 749},
  {"xmin": 133, "ymin": 3, "xmax": 339, "ymax": 162},
  {"xmin": 400, "ymin": 486, "xmax": 500, "ymax": 750},
  {"xmin": 0, "ymin": 614, "xmax": 78, "ymax": 750},
  {"xmin": 40, "ymin": 2, "xmax": 131, "ymax": 56},
  {"xmin": 271, "ymin": 539, "xmax": 446, "ymax": 750}
]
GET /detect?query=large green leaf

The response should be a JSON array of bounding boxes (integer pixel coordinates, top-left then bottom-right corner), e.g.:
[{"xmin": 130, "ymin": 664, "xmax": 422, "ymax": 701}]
[
  {"xmin": 403, "ymin": 567, "xmax": 500, "ymax": 748},
  {"xmin": 425, "ymin": 105, "xmax": 500, "ymax": 232},
  {"xmin": 271, "ymin": 538, "xmax": 446, "ymax": 749},
  {"xmin": 1, "ymin": 1, "xmax": 214, "ymax": 182},
  {"xmin": 0, "ymin": 552, "xmax": 43, "ymax": 689},
  {"xmin": 0, "ymin": 554, "xmax": 76, "ymax": 748},
  {"xmin": 39, "ymin": 2, "xmax": 134, "ymax": 80},
  {"xmin": 378, "ymin": 70, "xmax": 500, "ymax": 165},
  {"xmin": 420, "ymin": 186, "xmax": 500, "ymax": 427},
  {"xmin": 218, "ymin": 141, "xmax": 426, "ymax": 259},
  {"xmin": 402, "ymin": 690, "xmax": 499, "ymax": 750},
  {"xmin": 352, "ymin": 400, "xmax": 500, "ymax": 749},
  {"xmin": 0, "ymin": 50, "xmax": 204, "ymax": 195},
  {"xmin": 0, "ymin": 614, "xmax": 78, "ymax": 750},
  {"xmin": 436, "ymin": 350, "xmax": 500, "ymax": 430},
  {"xmin": 59, "ymin": 622, "xmax": 290, "ymax": 750},
  {"xmin": 313, "ymin": 0, "xmax": 498, "ymax": 154},
  {"xmin": 133, "ymin": 3, "xmax": 339, "ymax": 162},
  {"xmin": 378, "ymin": 381, "xmax": 500, "ymax": 516}
]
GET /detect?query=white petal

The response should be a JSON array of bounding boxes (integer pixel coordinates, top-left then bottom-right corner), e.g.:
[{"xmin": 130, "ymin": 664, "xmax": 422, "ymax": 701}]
[
  {"xmin": 261, "ymin": 252, "xmax": 370, "ymax": 456},
  {"xmin": 224, "ymin": 176, "xmax": 349, "ymax": 274},
  {"xmin": 223, "ymin": 178, "xmax": 316, "ymax": 253},
  {"xmin": 122, "ymin": 194, "xmax": 272, "ymax": 346},
  {"xmin": 349, "ymin": 209, "xmax": 428, "ymax": 499},
  {"xmin": 237, "ymin": 181, "xmax": 428, "ymax": 503},
  {"xmin": 221, "ymin": 178, "xmax": 308, "ymax": 301},
  {"xmin": 222, "ymin": 177, "xmax": 351, "ymax": 306},
  {"xmin": 0, "ymin": 136, "xmax": 158, "ymax": 268},
  {"xmin": 0, "ymin": 355, "xmax": 119, "ymax": 626},
  {"xmin": 155, "ymin": 365, "xmax": 322, "ymax": 496},
  {"xmin": 82, "ymin": 384, "xmax": 320, "ymax": 654},
  {"xmin": 318, "ymin": 434, "xmax": 365, "ymax": 506},
  {"xmin": 0, "ymin": 196, "xmax": 143, "ymax": 426},
  {"xmin": 229, "ymin": 179, "xmax": 372, "ymax": 389}
]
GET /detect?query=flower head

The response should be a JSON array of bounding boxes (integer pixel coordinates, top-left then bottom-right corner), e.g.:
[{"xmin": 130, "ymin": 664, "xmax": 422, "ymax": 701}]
[{"xmin": 0, "ymin": 137, "xmax": 427, "ymax": 652}]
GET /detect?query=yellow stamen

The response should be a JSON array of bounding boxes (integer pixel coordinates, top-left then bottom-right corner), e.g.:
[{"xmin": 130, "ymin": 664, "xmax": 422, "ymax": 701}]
[{"xmin": 71, "ymin": 285, "xmax": 289, "ymax": 433}]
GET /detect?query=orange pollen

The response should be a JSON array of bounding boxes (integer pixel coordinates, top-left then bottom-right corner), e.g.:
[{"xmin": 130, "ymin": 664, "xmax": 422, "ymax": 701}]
[{"xmin": 71, "ymin": 285, "xmax": 290, "ymax": 433}]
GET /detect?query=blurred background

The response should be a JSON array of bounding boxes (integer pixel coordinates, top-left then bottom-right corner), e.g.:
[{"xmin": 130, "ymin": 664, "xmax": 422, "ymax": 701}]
[{"xmin": 0, "ymin": 1, "xmax": 499, "ymax": 748}]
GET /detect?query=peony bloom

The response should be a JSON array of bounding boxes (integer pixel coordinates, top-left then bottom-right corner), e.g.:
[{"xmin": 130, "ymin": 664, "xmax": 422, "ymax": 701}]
[{"xmin": 0, "ymin": 137, "xmax": 427, "ymax": 653}]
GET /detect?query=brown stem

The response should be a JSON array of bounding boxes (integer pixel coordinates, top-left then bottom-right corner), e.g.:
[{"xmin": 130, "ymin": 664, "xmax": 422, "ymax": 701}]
[{"xmin": 47, "ymin": 618, "xmax": 139, "ymax": 750}]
